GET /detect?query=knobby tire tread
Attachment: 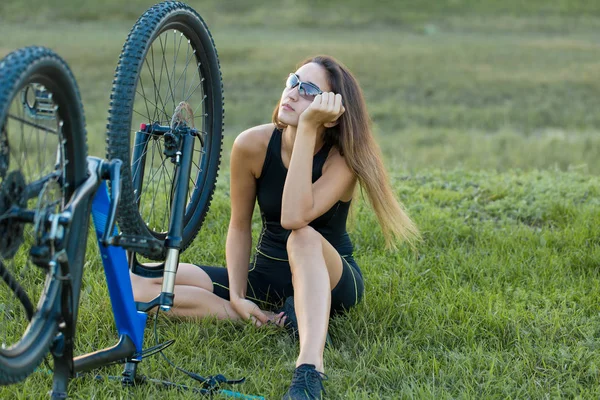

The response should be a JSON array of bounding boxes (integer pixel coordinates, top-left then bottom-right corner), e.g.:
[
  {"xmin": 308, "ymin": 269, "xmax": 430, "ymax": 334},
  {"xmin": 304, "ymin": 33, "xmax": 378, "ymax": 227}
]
[
  {"xmin": 106, "ymin": 1, "xmax": 224, "ymax": 260},
  {"xmin": 0, "ymin": 46, "xmax": 88, "ymax": 385}
]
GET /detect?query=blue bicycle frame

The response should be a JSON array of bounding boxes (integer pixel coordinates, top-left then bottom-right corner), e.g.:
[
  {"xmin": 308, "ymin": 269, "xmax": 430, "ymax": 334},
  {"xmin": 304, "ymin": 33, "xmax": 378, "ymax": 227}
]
[
  {"xmin": 88, "ymin": 179, "xmax": 146, "ymax": 358},
  {"xmin": 55, "ymin": 159, "xmax": 263, "ymax": 400}
]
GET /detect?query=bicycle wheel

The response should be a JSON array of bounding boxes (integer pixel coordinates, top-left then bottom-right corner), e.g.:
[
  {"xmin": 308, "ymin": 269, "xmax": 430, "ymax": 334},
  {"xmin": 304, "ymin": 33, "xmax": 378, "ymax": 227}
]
[
  {"xmin": 107, "ymin": 2, "xmax": 223, "ymax": 260},
  {"xmin": 0, "ymin": 47, "xmax": 88, "ymax": 385}
]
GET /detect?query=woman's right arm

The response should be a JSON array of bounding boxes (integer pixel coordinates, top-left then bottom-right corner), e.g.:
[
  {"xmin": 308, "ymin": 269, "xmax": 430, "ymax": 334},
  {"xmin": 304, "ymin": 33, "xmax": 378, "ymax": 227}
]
[{"xmin": 226, "ymin": 127, "xmax": 270, "ymax": 325}]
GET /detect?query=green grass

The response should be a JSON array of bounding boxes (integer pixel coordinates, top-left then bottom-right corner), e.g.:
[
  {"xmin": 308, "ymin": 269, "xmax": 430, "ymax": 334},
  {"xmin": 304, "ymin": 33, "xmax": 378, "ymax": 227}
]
[{"xmin": 1, "ymin": 1, "xmax": 600, "ymax": 398}]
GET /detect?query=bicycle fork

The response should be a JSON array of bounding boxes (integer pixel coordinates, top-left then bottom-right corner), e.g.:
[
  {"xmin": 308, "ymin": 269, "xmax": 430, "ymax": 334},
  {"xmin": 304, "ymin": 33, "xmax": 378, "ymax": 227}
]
[
  {"xmin": 131, "ymin": 129, "xmax": 196, "ymax": 312},
  {"xmin": 161, "ymin": 132, "xmax": 196, "ymax": 309}
]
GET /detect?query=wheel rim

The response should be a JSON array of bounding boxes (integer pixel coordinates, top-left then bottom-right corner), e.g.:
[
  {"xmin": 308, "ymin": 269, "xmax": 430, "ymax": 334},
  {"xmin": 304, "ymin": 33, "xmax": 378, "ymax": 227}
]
[
  {"xmin": 129, "ymin": 22, "xmax": 214, "ymax": 239},
  {"xmin": 0, "ymin": 78, "xmax": 68, "ymax": 354}
]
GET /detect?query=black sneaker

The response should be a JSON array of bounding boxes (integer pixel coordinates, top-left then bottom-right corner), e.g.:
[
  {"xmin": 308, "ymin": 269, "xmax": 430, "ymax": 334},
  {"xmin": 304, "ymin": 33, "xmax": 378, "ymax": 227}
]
[
  {"xmin": 280, "ymin": 296, "xmax": 333, "ymax": 347},
  {"xmin": 282, "ymin": 364, "xmax": 328, "ymax": 400}
]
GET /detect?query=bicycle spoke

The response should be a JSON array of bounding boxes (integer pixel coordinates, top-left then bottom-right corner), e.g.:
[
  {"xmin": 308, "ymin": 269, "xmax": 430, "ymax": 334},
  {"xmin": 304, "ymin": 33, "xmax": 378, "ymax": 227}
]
[
  {"xmin": 174, "ymin": 45, "xmax": 194, "ymax": 100},
  {"xmin": 158, "ymin": 33, "xmax": 177, "ymax": 114},
  {"xmin": 191, "ymin": 158, "xmax": 202, "ymax": 174},
  {"xmin": 188, "ymin": 175, "xmax": 198, "ymax": 203},
  {"xmin": 146, "ymin": 144, "xmax": 162, "ymax": 228},
  {"xmin": 137, "ymin": 139, "xmax": 162, "ymax": 207},
  {"xmin": 17, "ymin": 101, "xmax": 25, "ymax": 176},
  {"xmin": 137, "ymin": 69, "xmax": 153, "ymax": 122},
  {"xmin": 143, "ymin": 139, "xmax": 167, "ymax": 231},
  {"xmin": 148, "ymin": 45, "xmax": 171, "ymax": 124},
  {"xmin": 144, "ymin": 54, "xmax": 170, "ymax": 124},
  {"xmin": 40, "ymin": 118, "xmax": 50, "ymax": 179},
  {"xmin": 150, "ymin": 45, "xmax": 160, "ymax": 124},
  {"xmin": 193, "ymin": 148, "xmax": 207, "ymax": 159},
  {"xmin": 7, "ymin": 114, "xmax": 57, "ymax": 134},
  {"xmin": 156, "ymin": 35, "xmax": 173, "ymax": 119},
  {"xmin": 133, "ymin": 108, "xmax": 151, "ymax": 120},
  {"xmin": 185, "ymin": 77, "xmax": 205, "ymax": 104},
  {"xmin": 156, "ymin": 140, "xmax": 172, "ymax": 230},
  {"xmin": 139, "ymin": 139, "xmax": 176, "ymax": 231},
  {"xmin": 160, "ymin": 142, "xmax": 174, "ymax": 220},
  {"xmin": 24, "ymin": 112, "xmax": 38, "ymax": 180},
  {"xmin": 172, "ymin": 31, "xmax": 183, "ymax": 103},
  {"xmin": 136, "ymin": 85, "xmax": 160, "ymax": 117},
  {"xmin": 181, "ymin": 61, "xmax": 200, "ymax": 103},
  {"xmin": 131, "ymin": 139, "xmax": 152, "ymax": 192},
  {"xmin": 191, "ymin": 94, "xmax": 207, "ymax": 117}
]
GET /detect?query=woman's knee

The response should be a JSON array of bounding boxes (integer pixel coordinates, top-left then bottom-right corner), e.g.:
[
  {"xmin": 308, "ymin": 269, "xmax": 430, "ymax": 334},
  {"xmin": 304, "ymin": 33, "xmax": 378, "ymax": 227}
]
[
  {"xmin": 287, "ymin": 226, "xmax": 322, "ymax": 255},
  {"xmin": 176, "ymin": 263, "xmax": 216, "ymax": 292},
  {"xmin": 288, "ymin": 227, "xmax": 344, "ymax": 289},
  {"xmin": 130, "ymin": 272, "xmax": 161, "ymax": 302}
]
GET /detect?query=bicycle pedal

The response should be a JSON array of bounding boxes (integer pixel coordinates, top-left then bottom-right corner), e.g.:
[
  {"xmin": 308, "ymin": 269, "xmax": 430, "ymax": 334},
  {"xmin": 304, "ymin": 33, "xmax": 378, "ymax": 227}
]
[{"xmin": 112, "ymin": 234, "xmax": 163, "ymax": 255}]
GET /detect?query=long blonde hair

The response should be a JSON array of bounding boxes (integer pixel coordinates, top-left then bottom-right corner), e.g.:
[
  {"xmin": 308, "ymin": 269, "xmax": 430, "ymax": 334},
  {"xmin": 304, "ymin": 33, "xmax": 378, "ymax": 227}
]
[{"xmin": 272, "ymin": 55, "xmax": 419, "ymax": 248}]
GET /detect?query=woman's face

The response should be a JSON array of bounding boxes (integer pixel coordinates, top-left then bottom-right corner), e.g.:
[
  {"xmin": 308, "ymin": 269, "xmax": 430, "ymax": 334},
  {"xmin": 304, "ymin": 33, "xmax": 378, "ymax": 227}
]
[{"xmin": 277, "ymin": 62, "xmax": 331, "ymax": 127}]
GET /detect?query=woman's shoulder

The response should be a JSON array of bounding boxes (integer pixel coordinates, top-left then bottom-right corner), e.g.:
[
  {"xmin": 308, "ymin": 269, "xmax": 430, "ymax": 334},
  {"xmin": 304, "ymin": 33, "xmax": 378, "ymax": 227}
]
[
  {"xmin": 233, "ymin": 123, "xmax": 276, "ymax": 154},
  {"xmin": 232, "ymin": 123, "xmax": 277, "ymax": 177}
]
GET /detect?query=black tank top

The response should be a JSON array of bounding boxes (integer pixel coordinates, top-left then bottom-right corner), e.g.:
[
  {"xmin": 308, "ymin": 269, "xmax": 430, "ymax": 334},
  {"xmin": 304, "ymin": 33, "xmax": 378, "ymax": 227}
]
[{"xmin": 255, "ymin": 128, "xmax": 353, "ymax": 260}]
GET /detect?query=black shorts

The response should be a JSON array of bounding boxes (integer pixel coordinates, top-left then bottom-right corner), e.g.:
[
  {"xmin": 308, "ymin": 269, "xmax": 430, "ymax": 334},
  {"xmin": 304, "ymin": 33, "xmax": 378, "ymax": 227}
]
[{"xmin": 197, "ymin": 252, "xmax": 364, "ymax": 314}]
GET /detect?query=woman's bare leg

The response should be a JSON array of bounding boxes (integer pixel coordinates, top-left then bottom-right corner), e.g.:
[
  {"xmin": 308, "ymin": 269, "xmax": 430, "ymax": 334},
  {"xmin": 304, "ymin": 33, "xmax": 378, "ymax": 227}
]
[
  {"xmin": 130, "ymin": 262, "xmax": 240, "ymax": 320},
  {"xmin": 286, "ymin": 226, "xmax": 344, "ymax": 373}
]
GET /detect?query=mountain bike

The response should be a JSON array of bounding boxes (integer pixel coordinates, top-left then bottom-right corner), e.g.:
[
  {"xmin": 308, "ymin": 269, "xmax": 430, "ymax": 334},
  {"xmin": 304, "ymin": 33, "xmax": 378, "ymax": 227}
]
[{"xmin": 0, "ymin": 2, "xmax": 256, "ymax": 398}]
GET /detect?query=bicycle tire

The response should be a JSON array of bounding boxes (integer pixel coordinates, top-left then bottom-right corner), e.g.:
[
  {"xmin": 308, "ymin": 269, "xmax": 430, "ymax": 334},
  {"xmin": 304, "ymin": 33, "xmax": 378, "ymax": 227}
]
[
  {"xmin": 0, "ymin": 47, "xmax": 88, "ymax": 385},
  {"xmin": 107, "ymin": 1, "xmax": 223, "ymax": 260}
]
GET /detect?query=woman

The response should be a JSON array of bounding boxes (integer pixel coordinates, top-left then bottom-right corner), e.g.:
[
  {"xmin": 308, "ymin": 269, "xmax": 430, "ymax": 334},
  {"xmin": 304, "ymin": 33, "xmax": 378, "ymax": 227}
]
[{"xmin": 131, "ymin": 55, "xmax": 418, "ymax": 399}]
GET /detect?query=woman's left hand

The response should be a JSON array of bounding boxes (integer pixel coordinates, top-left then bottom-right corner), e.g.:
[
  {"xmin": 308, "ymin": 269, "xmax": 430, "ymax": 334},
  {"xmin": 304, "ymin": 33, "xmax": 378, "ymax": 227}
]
[
  {"xmin": 264, "ymin": 310, "xmax": 287, "ymax": 328},
  {"xmin": 299, "ymin": 92, "xmax": 345, "ymax": 129}
]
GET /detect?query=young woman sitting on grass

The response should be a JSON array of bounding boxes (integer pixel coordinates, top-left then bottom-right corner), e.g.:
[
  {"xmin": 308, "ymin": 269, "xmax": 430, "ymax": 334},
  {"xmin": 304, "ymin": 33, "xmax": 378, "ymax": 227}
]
[{"xmin": 131, "ymin": 55, "xmax": 418, "ymax": 399}]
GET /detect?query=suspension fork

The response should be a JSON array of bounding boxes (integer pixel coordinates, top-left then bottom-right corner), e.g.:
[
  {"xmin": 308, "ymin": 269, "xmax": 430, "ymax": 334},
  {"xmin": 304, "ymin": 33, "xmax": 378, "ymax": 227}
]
[
  {"xmin": 160, "ymin": 133, "xmax": 195, "ymax": 309},
  {"xmin": 130, "ymin": 126, "xmax": 195, "ymax": 311}
]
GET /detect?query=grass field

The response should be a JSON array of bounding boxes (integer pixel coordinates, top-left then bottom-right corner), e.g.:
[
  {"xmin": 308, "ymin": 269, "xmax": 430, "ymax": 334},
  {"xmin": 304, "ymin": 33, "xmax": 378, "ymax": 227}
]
[{"xmin": 1, "ymin": 1, "xmax": 600, "ymax": 398}]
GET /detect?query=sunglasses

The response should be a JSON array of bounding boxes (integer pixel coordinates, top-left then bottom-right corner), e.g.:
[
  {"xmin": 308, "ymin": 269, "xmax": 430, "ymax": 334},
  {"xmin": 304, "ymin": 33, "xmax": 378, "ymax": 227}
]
[{"xmin": 286, "ymin": 73, "xmax": 322, "ymax": 100}]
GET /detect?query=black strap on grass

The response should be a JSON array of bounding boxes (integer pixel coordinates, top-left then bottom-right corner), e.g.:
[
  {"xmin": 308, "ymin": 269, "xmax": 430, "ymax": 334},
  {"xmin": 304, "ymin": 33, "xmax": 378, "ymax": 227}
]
[{"xmin": 151, "ymin": 308, "xmax": 247, "ymax": 394}]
